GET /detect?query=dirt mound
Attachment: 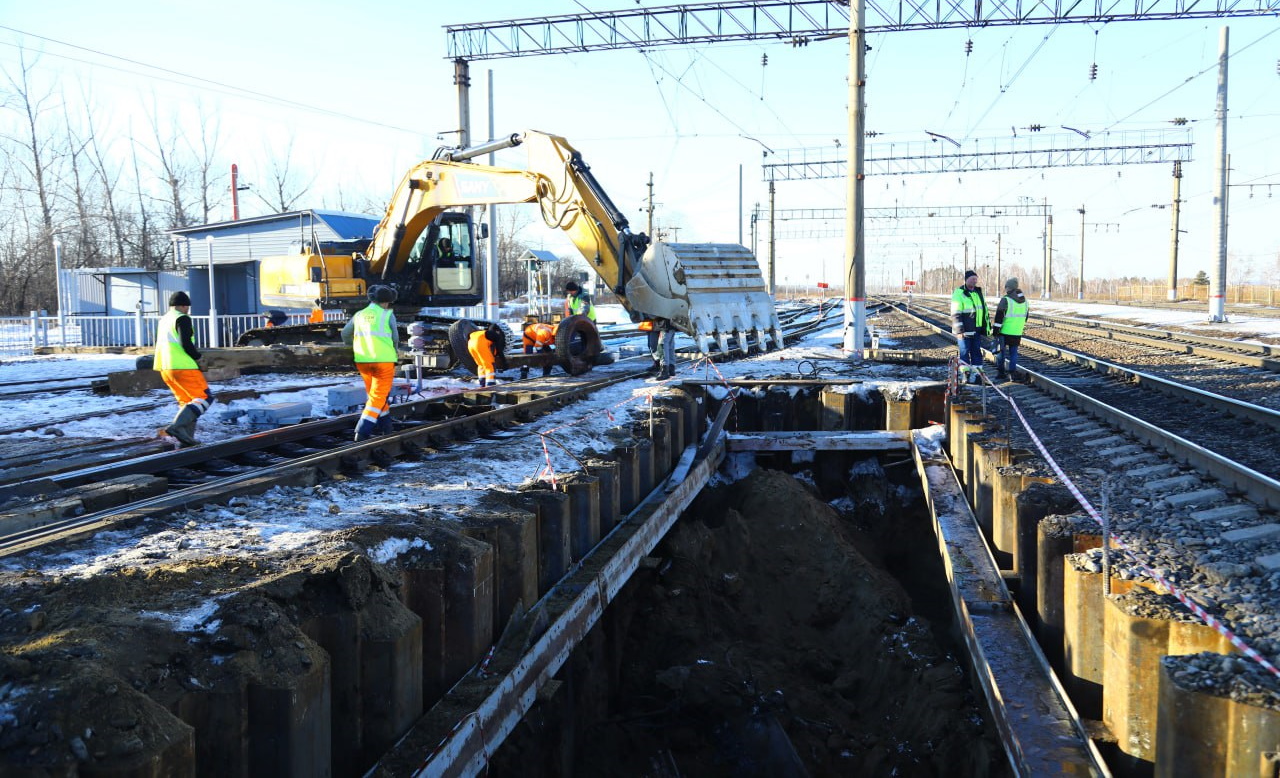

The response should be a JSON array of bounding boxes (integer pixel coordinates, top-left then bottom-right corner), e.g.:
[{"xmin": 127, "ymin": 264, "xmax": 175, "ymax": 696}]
[{"xmin": 579, "ymin": 468, "xmax": 1005, "ymax": 777}]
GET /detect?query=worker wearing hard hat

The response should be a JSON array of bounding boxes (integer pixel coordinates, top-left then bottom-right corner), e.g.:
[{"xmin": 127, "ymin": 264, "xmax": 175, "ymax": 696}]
[
  {"xmin": 564, "ymin": 281, "xmax": 596, "ymax": 322},
  {"xmin": 153, "ymin": 291, "xmax": 213, "ymax": 448},
  {"xmin": 343, "ymin": 285, "xmax": 400, "ymax": 442},
  {"xmin": 520, "ymin": 321, "xmax": 556, "ymax": 379},
  {"xmin": 468, "ymin": 323, "xmax": 509, "ymax": 388}
]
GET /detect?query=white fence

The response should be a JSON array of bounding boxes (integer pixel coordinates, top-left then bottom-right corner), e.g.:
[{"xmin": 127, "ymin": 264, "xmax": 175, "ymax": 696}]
[{"xmin": 0, "ymin": 311, "xmax": 337, "ymax": 357}]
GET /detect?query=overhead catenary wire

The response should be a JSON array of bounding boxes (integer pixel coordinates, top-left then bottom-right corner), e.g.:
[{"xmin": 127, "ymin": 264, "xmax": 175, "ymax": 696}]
[{"xmin": 0, "ymin": 25, "xmax": 421, "ymax": 136}]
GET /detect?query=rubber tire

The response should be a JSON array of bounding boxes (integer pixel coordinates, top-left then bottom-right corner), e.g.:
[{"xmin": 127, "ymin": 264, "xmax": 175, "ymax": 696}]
[
  {"xmin": 555, "ymin": 316, "xmax": 602, "ymax": 376},
  {"xmin": 448, "ymin": 320, "xmax": 480, "ymax": 373}
]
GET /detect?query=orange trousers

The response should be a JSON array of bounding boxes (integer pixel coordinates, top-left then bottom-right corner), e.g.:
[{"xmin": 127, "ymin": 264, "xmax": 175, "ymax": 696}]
[
  {"xmin": 357, "ymin": 362, "xmax": 396, "ymax": 426},
  {"xmin": 468, "ymin": 332, "xmax": 497, "ymax": 381},
  {"xmin": 160, "ymin": 369, "xmax": 210, "ymax": 412}
]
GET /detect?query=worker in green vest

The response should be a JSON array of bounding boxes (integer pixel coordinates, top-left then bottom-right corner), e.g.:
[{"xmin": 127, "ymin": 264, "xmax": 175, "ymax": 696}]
[
  {"xmin": 564, "ymin": 281, "xmax": 596, "ymax": 321},
  {"xmin": 342, "ymin": 285, "xmax": 400, "ymax": 442},
  {"xmin": 950, "ymin": 269, "xmax": 990, "ymax": 384},
  {"xmin": 154, "ymin": 291, "xmax": 213, "ymax": 447},
  {"xmin": 993, "ymin": 277, "xmax": 1029, "ymax": 382}
]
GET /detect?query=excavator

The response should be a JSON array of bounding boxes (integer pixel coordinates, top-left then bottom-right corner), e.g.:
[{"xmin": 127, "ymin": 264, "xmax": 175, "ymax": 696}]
[{"xmin": 239, "ymin": 130, "xmax": 784, "ymax": 377}]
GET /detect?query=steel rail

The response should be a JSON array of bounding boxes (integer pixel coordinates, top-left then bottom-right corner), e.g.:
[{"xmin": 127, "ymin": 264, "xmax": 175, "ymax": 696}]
[
  {"xmin": 0, "ymin": 370, "xmax": 643, "ymax": 559},
  {"xmin": 1030, "ymin": 313, "xmax": 1280, "ymax": 367},
  {"xmin": 0, "ymin": 304, "xmax": 837, "ymax": 558},
  {"xmin": 893, "ymin": 300, "xmax": 1280, "ymax": 509}
]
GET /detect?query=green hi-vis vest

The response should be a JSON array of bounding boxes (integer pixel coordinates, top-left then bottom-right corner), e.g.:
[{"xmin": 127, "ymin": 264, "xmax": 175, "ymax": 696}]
[
  {"xmin": 1001, "ymin": 298, "xmax": 1028, "ymax": 336},
  {"xmin": 352, "ymin": 303, "xmax": 397, "ymax": 363},
  {"xmin": 154, "ymin": 309, "xmax": 198, "ymax": 371},
  {"xmin": 951, "ymin": 286, "xmax": 989, "ymax": 329},
  {"xmin": 568, "ymin": 295, "xmax": 596, "ymax": 321}
]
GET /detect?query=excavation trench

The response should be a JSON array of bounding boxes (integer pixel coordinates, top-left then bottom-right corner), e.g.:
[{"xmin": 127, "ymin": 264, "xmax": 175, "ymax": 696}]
[{"xmin": 492, "ymin": 457, "xmax": 1010, "ymax": 777}]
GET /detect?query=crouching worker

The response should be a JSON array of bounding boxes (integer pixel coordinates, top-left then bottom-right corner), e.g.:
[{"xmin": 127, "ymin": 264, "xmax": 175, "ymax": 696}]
[
  {"xmin": 520, "ymin": 321, "xmax": 555, "ymax": 379},
  {"xmin": 154, "ymin": 291, "xmax": 213, "ymax": 448},
  {"xmin": 468, "ymin": 323, "xmax": 509, "ymax": 388},
  {"xmin": 343, "ymin": 285, "xmax": 400, "ymax": 442}
]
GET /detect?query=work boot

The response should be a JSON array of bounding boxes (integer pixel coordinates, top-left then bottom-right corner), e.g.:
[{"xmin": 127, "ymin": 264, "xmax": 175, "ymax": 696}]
[
  {"xmin": 164, "ymin": 405, "xmax": 200, "ymax": 448},
  {"xmin": 353, "ymin": 417, "xmax": 377, "ymax": 442},
  {"xmin": 478, "ymin": 377, "xmax": 487, "ymax": 388},
  {"xmin": 995, "ymin": 370, "xmax": 1007, "ymax": 381},
  {"xmin": 376, "ymin": 413, "xmax": 394, "ymax": 436},
  {"xmin": 520, "ymin": 367, "xmax": 530, "ymax": 380}
]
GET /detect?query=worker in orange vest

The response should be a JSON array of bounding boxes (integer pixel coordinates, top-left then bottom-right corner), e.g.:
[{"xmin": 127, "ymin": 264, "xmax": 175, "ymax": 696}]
[
  {"xmin": 309, "ymin": 299, "xmax": 325, "ymax": 324},
  {"xmin": 520, "ymin": 321, "xmax": 556, "ymax": 379},
  {"xmin": 467, "ymin": 323, "xmax": 508, "ymax": 388}
]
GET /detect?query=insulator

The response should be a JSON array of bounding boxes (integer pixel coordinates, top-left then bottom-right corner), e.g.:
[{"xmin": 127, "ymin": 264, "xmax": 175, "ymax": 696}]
[
  {"xmin": 409, "ymin": 336, "xmax": 428, "ymax": 351},
  {"xmin": 1172, "ymin": 117, "xmax": 1188, "ymax": 125},
  {"xmin": 1028, "ymin": 124, "xmax": 1043, "ymax": 132},
  {"xmin": 1089, "ymin": 63, "xmax": 1098, "ymax": 81},
  {"xmin": 761, "ymin": 53, "xmax": 768, "ymax": 66},
  {"xmin": 964, "ymin": 40, "xmax": 973, "ymax": 54},
  {"xmin": 407, "ymin": 322, "xmax": 427, "ymax": 336}
]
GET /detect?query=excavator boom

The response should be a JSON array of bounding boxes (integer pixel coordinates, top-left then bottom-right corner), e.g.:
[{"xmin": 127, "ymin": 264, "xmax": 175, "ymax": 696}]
[{"xmin": 362, "ymin": 130, "xmax": 782, "ymax": 354}]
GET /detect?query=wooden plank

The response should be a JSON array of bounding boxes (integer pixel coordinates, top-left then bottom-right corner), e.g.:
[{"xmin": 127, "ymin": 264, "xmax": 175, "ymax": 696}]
[{"xmin": 725, "ymin": 430, "xmax": 910, "ymax": 451}]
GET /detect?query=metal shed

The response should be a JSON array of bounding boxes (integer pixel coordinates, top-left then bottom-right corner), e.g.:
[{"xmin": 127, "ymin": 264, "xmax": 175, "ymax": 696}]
[{"xmin": 168, "ymin": 209, "xmax": 380, "ymax": 316}]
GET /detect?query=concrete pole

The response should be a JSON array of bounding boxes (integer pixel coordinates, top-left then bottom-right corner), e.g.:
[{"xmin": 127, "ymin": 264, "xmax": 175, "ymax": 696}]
[
  {"xmin": 454, "ymin": 59, "xmax": 471, "ymax": 149},
  {"xmin": 1168, "ymin": 161, "xmax": 1183, "ymax": 301},
  {"xmin": 995, "ymin": 233, "xmax": 1002, "ymax": 292},
  {"xmin": 843, "ymin": 0, "xmax": 868, "ymax": 360},
  {"xmin": 485, "ymin": 69, "xmax": 499, "ymax": 322},
  {"xmin": 768, "ymin": 180, "xmax": 776, "ymax": 297},
  {"xmin": 1044, "ymin": 214, "xmax": 1054, "ymax": 300},
  {"xmin": 647, "ymin": 173, "xmax": 655, "ymax": 237},
  {"xmin": 738, "ymin": 164, "xmax": 743, "ymax": 246},
  {"xmin": 53, "ymin": 238, "xmax": 67, "ymax": 347},
  {"xmin": 1209, "ymin": 26, "xmax": 1230, "ymax": 322},
  {"xmin": 206, "ymin": 236, "xmax": 219, "ymax": 348},
  {"xmin": 1078, "ymin": 205, "xmax": 1086, "ymax": 300}
]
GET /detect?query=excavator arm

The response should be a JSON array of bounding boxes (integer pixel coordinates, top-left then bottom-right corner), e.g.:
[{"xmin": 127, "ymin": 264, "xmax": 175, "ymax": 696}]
[
  {"xmin": 365, "ymin": 131, "xmax": 644, "ymax": 301},
  {"xmin": 364, "ymin": 130, "xmax": 783, "ymax": 354}
]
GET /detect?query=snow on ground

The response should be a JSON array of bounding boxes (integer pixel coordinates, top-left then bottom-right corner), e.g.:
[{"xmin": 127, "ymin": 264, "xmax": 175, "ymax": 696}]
[
  {"xmin": 4, "ymin": 299, "xmax": 1265, "ymax": 578},
  {"xmin": 1016, "ymin": 298, "xmax": 1280, "ymax": 342}
]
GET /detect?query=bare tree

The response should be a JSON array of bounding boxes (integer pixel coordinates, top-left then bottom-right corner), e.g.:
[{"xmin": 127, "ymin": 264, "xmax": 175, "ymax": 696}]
[
  {"xmin": 260, "ymin": 137, "xmax": 314, "ymax": 213},
  {"xmin": 79, "ymin": 85, "xmax": 129, "ymax": 266},
  {"xmin": 61, "ymin": 99, "xmax": 104, "ymax": 270},
  {"xmin": 1, "ymin": 49, "xmax": 68, "ymax": 311},
  {"xmin": 145, "ymin": 98, "xmax": 191, "ymax": 229},
  {"xmin": 186, "ymin": 100, "xmax": 224, "ymax": 224}
]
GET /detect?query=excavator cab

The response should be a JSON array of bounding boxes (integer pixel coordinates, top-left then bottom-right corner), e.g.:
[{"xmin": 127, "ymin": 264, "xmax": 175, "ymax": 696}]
[{"xmin": 395, "ymin": 211, "xmax": 481, "ymax": 305}]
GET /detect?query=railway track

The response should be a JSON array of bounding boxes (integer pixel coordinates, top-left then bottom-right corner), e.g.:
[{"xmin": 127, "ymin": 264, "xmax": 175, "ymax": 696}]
[
  {"xmin": 0, "ymin": 303, "xmax": 843, "ymax": 560},
  {"xmin": 894, "ymin": 300, "xmax": 1280, "ymax": 508}
]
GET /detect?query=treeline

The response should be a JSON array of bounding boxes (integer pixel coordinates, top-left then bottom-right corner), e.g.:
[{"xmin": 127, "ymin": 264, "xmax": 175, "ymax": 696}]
[
  {"xmin": 0, "ymin": 51, "xmax": 603, "ymax": 317},
  {"xmin": 0, "ymin": 52, "xmax": 376, "ymax": 316}
]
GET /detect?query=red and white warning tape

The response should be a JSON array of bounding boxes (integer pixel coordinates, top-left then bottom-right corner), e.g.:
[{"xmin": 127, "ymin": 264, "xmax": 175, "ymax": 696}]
[{"xmin": 979, "ymin": 375, "xmax": 1280, "ymax": 678}]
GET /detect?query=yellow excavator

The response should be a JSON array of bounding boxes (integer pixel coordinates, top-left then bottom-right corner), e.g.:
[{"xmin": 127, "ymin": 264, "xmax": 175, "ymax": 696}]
[{"xmin": 239, "ymin": 130, "xmax": 783, "ymax": 376}]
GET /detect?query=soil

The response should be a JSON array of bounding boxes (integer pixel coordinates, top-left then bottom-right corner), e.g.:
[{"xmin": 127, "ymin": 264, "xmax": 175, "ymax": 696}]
[
  {"xmin": 0, "ymin": 530, "xmax": 412, "ymax": 775},
  {"xmin": 575, "ymin": 467, "xmax": 1008, "ymax": 777}
]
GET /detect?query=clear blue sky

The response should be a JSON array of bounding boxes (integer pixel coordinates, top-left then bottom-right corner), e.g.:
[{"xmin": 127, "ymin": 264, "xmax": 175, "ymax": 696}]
[{"xmin": 1, "ymin": 1, "xmax": 1276, "ymax": 290}]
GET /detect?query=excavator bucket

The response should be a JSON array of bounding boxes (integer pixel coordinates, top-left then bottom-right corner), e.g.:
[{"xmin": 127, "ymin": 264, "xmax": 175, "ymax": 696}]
[{"xmin": 624, "ymin": 242, "xmax": 784, "ymax": 356}]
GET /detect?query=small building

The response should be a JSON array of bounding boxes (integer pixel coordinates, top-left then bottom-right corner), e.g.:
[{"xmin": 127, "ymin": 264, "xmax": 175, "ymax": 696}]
[{"xmin": 168, "ymin": 209, "xmax": 380, "ymax": 318}]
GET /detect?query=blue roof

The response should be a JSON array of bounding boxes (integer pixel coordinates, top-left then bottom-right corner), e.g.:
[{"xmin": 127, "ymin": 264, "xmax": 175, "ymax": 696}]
[
  {"xmin": 167, "ymin": 209, "xmax": 379, "ymax": 239},
  {"xmin": 315, "ymin": 211, "xmax": 380, "ymax": 240}
]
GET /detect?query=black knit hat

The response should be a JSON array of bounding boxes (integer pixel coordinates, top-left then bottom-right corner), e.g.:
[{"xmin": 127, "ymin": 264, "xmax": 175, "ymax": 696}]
[
  {"xmin": 565, "ymin": 281, "xmax": 581, "ymax": 292},
  {"xmin": 368, "ymin": 285, "xmax": 398, "ymax": 304},
  {"xmin": 964, "ymin": 269, "xmax": 978, "ymax": 281},
  {"xmin": 169, "ymin": 291, "xmax": 191, "ymax": 307}
]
